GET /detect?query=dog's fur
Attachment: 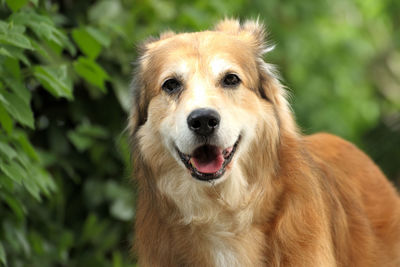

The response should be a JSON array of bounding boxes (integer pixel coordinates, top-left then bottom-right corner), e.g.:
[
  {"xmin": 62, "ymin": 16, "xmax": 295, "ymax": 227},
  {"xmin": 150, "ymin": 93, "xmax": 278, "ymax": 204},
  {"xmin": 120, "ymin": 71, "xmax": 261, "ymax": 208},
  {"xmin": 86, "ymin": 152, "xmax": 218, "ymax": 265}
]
[{"xmin": 129, "ymin": 19, "xmax": 400, "ymax": 266}]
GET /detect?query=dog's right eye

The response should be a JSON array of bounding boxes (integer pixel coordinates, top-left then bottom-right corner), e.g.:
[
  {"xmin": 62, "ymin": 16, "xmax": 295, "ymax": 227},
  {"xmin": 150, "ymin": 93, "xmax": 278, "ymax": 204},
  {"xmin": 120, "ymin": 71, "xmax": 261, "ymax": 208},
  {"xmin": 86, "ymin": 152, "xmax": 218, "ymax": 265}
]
[{"xmin": 162, "ymin": 78, "xmax": 182, "ymax": 94}]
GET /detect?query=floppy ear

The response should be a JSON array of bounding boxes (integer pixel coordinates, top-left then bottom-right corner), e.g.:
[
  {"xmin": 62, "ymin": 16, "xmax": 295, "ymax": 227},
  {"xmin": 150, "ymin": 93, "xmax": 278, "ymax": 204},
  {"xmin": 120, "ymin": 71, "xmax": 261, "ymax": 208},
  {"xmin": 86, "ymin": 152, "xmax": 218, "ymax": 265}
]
[
  {"xmin": 129, "ymin": 30, "xmax": 177, "ymax": 135},
  {"xmin": 129, "ymin": 73, "xmax": 145, "ymax": 135}
]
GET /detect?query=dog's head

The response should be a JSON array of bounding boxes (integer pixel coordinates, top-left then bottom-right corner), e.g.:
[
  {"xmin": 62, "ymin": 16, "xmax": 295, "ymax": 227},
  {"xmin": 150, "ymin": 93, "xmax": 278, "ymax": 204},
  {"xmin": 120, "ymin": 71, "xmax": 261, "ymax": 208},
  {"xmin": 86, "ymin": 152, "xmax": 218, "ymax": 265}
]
[{"xmin": 130, "ymin": 19, "xmax": 293, "ymax": 190}]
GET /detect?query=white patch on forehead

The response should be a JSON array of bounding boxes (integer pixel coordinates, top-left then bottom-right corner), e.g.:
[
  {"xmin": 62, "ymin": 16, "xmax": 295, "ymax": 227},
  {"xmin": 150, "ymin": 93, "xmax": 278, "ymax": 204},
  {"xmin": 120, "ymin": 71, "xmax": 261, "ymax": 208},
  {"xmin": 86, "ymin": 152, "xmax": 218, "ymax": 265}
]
[
  {"xmin": 210, "ymin": 57, "xmax": 237, "ymax": 78},
  {"xmin": 159, "ymin": 60, "xmax": 190, "ymax": 84},
  {"xmin": 186, "ymin": 74, "xmax": 209, "ymax": 108}
]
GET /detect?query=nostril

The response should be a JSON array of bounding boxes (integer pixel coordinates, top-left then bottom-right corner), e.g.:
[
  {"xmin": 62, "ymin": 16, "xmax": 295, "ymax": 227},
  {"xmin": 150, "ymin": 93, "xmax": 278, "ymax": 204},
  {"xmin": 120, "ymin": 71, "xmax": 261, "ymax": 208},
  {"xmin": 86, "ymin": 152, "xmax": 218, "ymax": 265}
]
[
  {"xmin": 208, "ymin": 118, "xmax": 218, "ymax": 128},
  {"xmin": 191, "ymin": 119, "xmax": 201, "ymax": 129}
]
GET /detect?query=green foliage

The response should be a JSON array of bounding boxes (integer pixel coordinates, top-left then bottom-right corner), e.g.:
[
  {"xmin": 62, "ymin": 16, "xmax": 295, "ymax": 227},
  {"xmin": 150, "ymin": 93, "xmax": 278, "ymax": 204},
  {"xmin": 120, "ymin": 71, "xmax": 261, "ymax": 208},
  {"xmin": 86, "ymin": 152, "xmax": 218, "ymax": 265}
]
[{"xmin": 0, "ymin": 0, "xmax": 398, "ymax": 266}]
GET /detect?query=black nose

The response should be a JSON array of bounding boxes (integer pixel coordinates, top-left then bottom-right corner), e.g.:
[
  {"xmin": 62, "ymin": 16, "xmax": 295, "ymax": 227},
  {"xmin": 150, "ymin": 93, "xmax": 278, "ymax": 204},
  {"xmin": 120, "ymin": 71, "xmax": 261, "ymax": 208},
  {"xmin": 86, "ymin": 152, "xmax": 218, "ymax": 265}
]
[{"xmin": 187, "ymin": 108, "xmax": 220, "ymax": 136}]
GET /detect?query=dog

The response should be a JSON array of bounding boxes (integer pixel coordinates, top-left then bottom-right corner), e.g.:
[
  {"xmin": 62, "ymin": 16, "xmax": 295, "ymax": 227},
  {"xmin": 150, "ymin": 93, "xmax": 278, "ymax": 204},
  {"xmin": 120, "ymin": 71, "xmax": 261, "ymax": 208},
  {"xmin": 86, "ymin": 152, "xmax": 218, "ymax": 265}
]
[{"xmin": 129, "ymin": 19, "xmax": 400, "ymax": 266}]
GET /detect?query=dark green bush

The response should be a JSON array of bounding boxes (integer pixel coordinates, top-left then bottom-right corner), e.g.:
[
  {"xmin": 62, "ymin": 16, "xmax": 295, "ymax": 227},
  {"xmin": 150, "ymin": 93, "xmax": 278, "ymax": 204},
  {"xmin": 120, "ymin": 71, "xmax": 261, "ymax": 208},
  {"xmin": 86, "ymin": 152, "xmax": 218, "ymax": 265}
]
[{"xmin": 0, "ymin": 0, "xmax": 398, "ymax": 266}]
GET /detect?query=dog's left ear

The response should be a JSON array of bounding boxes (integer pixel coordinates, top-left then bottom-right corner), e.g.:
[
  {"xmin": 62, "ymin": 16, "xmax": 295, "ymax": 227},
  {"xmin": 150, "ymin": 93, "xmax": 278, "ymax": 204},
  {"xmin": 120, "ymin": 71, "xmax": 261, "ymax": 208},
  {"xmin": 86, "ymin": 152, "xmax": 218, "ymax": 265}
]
[{"xmin": 215, "ymin": 18, "xmax": 271, "ymax": 56}]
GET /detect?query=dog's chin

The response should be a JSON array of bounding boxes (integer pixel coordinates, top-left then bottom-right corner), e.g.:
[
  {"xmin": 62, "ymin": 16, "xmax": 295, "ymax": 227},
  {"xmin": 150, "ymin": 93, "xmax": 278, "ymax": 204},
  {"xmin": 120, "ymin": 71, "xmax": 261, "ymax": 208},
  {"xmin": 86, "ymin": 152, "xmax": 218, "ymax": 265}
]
[{"xmin": 175, "ymin": 136, "xmax": 241, "ymax": 182}]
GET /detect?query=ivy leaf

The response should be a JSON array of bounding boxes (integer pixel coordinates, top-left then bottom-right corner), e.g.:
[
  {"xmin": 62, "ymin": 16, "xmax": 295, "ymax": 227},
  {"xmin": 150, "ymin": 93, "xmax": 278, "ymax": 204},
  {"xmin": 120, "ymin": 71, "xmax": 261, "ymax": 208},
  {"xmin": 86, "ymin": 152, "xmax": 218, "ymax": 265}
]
[
  {"xmin": 73, "ymin": 57, "xmax": 109, "ymax": 91},
  {"xmin": 33, "ymin": 65, "xmax": 73, "ymax": 99}
]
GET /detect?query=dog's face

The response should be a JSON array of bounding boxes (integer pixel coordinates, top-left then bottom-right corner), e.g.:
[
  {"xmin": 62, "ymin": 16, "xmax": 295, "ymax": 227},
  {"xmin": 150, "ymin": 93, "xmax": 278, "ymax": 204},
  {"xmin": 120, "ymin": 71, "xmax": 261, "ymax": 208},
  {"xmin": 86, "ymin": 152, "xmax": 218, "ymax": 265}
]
[{"xmin": 131, "ymin": 20, "xmax": 285, "ymax": 190}]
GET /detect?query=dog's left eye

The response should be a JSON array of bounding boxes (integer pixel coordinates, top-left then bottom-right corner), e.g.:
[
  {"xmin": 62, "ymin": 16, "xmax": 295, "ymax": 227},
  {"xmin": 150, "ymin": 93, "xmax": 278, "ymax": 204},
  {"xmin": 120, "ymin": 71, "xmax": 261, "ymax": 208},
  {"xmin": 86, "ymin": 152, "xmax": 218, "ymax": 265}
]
[
  {"xmin": 222, "ymin": 74, "xmax": 241, "ymax": 88},
  {"xmin": 162, "ymin": 78, "xmax": 182, "ymax": 94}
]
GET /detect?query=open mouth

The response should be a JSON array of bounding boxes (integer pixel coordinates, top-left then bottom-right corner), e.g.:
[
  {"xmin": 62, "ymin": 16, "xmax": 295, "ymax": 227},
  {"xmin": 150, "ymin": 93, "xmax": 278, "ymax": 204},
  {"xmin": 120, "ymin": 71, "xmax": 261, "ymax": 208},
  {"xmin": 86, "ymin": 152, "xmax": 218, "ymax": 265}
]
[{"xmin": 176, "ymin": 136, "xmax": 241, "ymax": 181}]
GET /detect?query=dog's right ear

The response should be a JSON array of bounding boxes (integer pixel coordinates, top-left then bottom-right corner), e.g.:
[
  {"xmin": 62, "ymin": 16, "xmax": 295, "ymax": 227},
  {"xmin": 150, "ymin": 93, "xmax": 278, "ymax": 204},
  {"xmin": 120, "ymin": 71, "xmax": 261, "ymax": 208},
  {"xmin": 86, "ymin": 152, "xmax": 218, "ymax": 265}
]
[
  {"xmin": 130, "ymin": 30, "xmax": 177, "ymax": 135},
  {"xmin": 138, "ymin": 30, "xmax": 176, "ymax": 52}
]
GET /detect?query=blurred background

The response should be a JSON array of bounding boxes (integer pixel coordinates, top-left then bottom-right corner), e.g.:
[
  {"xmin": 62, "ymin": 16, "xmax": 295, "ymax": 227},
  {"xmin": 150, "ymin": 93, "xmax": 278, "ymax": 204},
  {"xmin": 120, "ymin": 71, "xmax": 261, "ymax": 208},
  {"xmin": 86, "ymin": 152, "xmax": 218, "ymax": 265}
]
[{"xmin": 0, "ymin": 0, "xmax": 399, "ymax": 266}]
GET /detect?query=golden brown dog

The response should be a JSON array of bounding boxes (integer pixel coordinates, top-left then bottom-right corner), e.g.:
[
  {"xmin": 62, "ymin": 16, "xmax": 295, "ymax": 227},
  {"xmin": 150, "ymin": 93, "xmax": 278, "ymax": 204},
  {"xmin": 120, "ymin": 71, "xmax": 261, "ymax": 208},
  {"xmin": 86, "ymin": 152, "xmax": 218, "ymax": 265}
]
[{"xmin": 129, "ymin": 19, "xmax": 400, "ymax": 266}]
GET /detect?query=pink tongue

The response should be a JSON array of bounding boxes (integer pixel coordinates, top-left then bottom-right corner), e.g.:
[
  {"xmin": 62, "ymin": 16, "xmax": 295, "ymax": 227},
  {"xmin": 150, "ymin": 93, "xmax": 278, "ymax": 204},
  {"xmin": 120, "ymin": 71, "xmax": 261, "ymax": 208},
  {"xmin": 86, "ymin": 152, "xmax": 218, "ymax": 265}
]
[{"xmin": 192, "ymin": 154, "xmax": 224, "ymax": 173}]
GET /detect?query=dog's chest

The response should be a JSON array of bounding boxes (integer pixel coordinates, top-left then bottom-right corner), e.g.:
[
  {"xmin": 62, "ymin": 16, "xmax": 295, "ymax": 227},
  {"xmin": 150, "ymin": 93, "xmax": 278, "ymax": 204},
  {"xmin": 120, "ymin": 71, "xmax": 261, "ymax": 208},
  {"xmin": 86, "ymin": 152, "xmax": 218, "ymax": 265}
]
[
  {"xmin": 188, "ymin": 224, "xmax": 263, "ymax": 267},
  {"xmin": 207, "ymin": 233, "xmax": 240, "ymax": 267},
  {"xmin": 212, "ymin": 246, "xmax": 239, "ymax": 267}
]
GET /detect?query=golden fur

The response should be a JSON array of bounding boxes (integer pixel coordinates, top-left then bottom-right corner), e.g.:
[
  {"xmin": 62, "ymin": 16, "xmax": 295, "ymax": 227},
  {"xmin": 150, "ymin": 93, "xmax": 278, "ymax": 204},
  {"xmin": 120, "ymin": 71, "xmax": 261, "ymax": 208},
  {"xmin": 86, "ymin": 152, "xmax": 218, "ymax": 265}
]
[{"xmin": 129, "ymin": 19, "xmax": 400, "ymax": 266}]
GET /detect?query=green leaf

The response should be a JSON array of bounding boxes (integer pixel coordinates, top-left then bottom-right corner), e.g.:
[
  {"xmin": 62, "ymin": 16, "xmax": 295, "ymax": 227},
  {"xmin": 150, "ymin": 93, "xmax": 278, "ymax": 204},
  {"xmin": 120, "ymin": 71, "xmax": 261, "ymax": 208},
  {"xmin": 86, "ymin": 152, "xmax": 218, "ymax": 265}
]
[
  {"xmin": 0, "ymin": 103, "xmax": 13, "ymax": 135},
  {"xmin": 0, "ymin": 241, "xmax": 6, "ymax": 266},
  {"xmin": 77, "ymin": 123, "xmax": 109, "ymax": 138},
  {"xmin": 0, "ymin": 47, "xmax": 14, "ymax": 58},
  {"xmin": 86, "ymin": 26, "xmax": 111, "ymax": 47},
  {"xmin": 112, "ymin": 251, "xmax": 123, "ymax": 267},
  {"xmin": 67, "ymin": 130, "xmax": 94, "ymax": 152},
  {"xmin": 0, "ymin": 174, "xmax": 15, "ymax": 193},
  {"xmin": 0, "ymin": 45, "xmax": 30, "ymax": 66},
  {"xmin": 21, "ymin": 172, "xmax": 41, "ymax": 201},
  {"xmin": 88, "ymin": 0, "xmax": 122, "ymax": 24},
  {"xmin": 6, "ymin": 0, "xmax": 28, "ymax": 12},
  {"xmin": 3, "ymin": 77, "xmax": 31, "ymax": 104},
  {"xmin": 72, "ymin": 27, "xmax": 102, "ymax": 59},
  {"xmin": 0, "ymin": 159, "xmax": 26, "ymax": 184},
  {"xmin": 73, "ymin": 57, "xmax": 109, "ymax": 91},
  {"xmin": 0, "ymin": 89, "xmax": 34, "ymax": 128},
  {"xmin": 67, "ymin": 123, "xmax": 109, "ymax": 152},
  {"xmin": 0, "ymin": 142, "xmax": 18, "ymax": 160},
  {"xmin": 81, "ymin": 213, "xmax": 100, "ymax": 243},
  {"xmin": 3, "ymin": 56, "xmax": 21, "ymax": 80},
  {"xmin": 0, "ymin": 21, "xmax": 25, "ymax": 34},
  {"xmin": 33, "ymin": 65, "xmax": 73, "ymax": 99},
  {"xmin": 0, "ymin": 191, "xmax": 25, "ymax": 220},
  {"xmin": 11, "ymin": 11, "xmax": 76, "ymax": 55},
  {"xmin": 13, "ymin": 131, "xmax": 39, "ymax": 161},
  {"xmin": 28, "ymin": 231, "xmax": 44, "ymax": 254},
  {"xmin": 29, "ymin": 166, "xmax": 56, "ymax": 196},
  {"xmin": 0, "ymin": 32, "xmax": 34, "ymax": 50}
]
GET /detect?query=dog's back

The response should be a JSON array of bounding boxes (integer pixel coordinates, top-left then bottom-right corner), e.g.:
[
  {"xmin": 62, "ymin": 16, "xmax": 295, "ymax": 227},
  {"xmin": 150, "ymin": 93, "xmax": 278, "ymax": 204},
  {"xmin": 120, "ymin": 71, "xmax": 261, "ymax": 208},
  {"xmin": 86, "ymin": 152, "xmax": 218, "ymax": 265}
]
[{"xmin": 305, "ymin": 133, "xmax": 400, "ymax": 266}]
